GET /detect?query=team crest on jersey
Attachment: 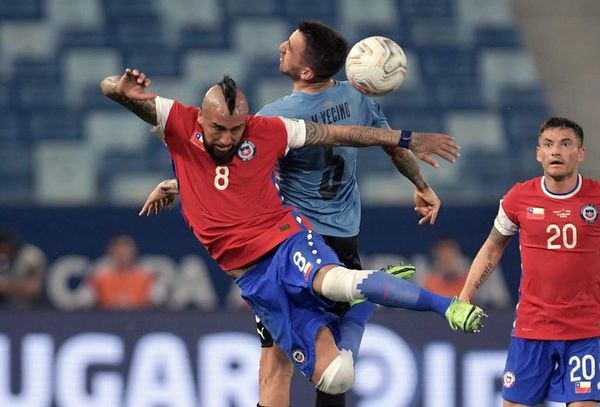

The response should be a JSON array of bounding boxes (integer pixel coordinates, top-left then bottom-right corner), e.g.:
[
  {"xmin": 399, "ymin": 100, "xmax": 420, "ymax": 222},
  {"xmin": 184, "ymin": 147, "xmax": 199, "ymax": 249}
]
[
  {"xmin": 580, "ymin": 203, "xmax": 598, "ymax": 223},
  {"xmin": 292, "ymin": 349, "xmax": 306, "ymax": 364},
  {"xmin": 237, "ymin": 140, "xmax": 256, "ymax": 161},
  {"xmin": 503, "ymin": 371, "xmax": 515, "ymax": 388}
]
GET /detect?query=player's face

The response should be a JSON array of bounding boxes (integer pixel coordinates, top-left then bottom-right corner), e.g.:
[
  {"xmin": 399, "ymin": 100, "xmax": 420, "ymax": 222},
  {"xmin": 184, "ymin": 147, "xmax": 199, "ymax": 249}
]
[
  {"xmin": 279, "ymin": 30, "xmax": 307, "ymax": 80},
  {"xmin": 198, "ymin": 108, "xmax": 246, "ymax": 165},
  {"xmin": 536, "ymin": 127, "xmax": 585, "ymax": 180}
]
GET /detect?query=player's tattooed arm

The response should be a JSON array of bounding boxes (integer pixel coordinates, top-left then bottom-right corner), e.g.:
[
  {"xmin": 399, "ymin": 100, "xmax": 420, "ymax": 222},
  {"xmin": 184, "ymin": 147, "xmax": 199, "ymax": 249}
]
[
  {"xmin": 100, "ymin": 69, "xmax": 158, "ymax": 125},
  {"xmin": 383, "ymin": 146, "xmax": 442, "ymax": 225},
  {"xmin": 304, "ymin": 122, "xmax": 399, "ymax": 148},
  {"xmin": 460, "ymin": 226, "xmax": 513, "ymax": 302},
  {"xmin": 383, "ymin": 146, "xmax": 428, "ymax": 190}
]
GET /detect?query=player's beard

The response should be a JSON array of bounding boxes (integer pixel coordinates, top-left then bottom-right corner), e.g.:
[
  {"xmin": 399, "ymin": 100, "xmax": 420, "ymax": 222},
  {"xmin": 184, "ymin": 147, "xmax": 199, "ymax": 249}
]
[
  {"xmin": 205, "ymin": 142, "xmax": 240, "ymax": 166},
  {"xmin": 280, "ymin": 64, "xmax": 303, "ymax": 81}
]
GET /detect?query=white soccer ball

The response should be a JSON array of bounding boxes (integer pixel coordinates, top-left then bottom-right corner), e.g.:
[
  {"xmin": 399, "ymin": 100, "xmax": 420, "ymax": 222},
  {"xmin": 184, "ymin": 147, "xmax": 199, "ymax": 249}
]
[{"xmin": 345, "ymin": 36, "xmax": 408, "ymax": 96}]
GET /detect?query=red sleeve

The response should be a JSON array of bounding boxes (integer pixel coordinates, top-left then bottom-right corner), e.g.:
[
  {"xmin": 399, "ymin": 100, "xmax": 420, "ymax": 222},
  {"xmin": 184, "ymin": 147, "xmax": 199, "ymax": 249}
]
[
  {"xmin": 500, "ymin": 183, "xmax": 521, "ymax": 227},
  {"xmin": 163, "ymin": 101, "xmax": 198, "ymax": 143}
]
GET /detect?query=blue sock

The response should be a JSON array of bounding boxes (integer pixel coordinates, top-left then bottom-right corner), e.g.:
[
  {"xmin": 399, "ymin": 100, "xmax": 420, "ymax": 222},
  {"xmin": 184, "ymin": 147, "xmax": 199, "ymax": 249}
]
[
  {"xmin": 357, "ymin": 271, "xmax": 452, "ymax": 316},
  {"xmin": 337, "ymin": 301, "xmax": 376, "ymax": 358}
]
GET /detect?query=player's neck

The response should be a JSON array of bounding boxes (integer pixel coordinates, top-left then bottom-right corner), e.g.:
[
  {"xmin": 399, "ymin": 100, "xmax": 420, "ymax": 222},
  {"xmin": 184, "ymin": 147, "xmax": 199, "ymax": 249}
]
[
  {"xmin": 293, "ymin": 79, "xmax": 334, "ymax": 93},
  {"xmin": 543, "ymin": 172, "xmax": 580, "ymax": 194}
]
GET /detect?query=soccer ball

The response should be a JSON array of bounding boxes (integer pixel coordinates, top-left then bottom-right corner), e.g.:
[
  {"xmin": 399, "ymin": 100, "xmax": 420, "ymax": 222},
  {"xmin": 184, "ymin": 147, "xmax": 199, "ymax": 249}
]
[{"xmin": 345, "ymin": 36, "xmax": 408, "ymax": 96}]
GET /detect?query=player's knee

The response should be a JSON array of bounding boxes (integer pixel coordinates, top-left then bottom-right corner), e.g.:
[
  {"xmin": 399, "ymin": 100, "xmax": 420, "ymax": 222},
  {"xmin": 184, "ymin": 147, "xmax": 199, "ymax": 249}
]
[
  {"xmin": 320, "ymin": 266, "xmax": 371, "ymax": 302},
  {"xmin": 316, "ymin": 350, "xmax": 355, "ymax": 394}
]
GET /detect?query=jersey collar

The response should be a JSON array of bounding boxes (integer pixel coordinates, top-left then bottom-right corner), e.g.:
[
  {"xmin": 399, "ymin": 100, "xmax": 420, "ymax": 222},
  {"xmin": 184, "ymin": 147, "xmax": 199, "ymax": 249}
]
[{"xmin": 540, "ymin": 173, "xmax": 582, "ymax": 199}]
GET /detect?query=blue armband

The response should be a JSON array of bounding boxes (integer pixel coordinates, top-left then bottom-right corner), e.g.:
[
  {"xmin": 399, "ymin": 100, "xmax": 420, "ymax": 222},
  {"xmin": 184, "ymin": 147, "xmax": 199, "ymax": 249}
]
[{"xmin": 398, "ymin": 130, "xmax": 412, "ymax": 149}]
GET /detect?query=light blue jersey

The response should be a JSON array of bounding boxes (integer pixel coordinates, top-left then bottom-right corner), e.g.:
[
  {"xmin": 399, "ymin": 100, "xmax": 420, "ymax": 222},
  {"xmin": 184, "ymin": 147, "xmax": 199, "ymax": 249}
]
[{"xmin": 257, "ymin": 81, "xmax": 389, "ymax": 237}]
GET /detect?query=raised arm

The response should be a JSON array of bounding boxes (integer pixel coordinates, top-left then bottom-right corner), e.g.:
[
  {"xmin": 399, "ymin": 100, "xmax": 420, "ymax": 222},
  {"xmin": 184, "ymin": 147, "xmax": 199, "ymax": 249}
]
[
  {"xmin": 459, "ymin": 226, "xmax": 513, "ymax": 303},
  {"xmin": 100, "ymin": 68, "xmax": 158, "ymax": 125},
  {"xmin": 303, "ymin": 122, "xmax": 460, "ymax": 165}
]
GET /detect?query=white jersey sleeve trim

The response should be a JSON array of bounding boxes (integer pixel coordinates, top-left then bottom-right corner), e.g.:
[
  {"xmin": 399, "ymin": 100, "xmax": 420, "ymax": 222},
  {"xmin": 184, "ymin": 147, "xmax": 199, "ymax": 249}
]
[
  {"xmin": 150, "ymin": 96, "xmax": 175, "ymax": 141},
  {"xmin": 494, "ymin": 200, "xmax": 519, "ymax": 236},
  {"xmin": 280, "ymin": 117, "xmax": 306, "ymax": 154}
]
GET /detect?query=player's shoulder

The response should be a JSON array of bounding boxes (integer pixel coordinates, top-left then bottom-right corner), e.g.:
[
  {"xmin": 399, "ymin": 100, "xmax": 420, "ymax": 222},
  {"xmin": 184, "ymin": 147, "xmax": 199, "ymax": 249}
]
[
  {"xmin": 581, "ymin": 175, "xmax": 600, "ymax": 193},
  {"xmin": 506, "ymin": 176, "xmax": 541, "ymax": 196},
  {"xmin": 247, "ymin": 114, "xmax": 287, "ymax": 132},
  {"xmin": 166, "ymin": 99, "xmax": 198, "ymax": 120},
  {"xmin": 257, "ymin": 94, "xmax": 300, "ymax": 117}
]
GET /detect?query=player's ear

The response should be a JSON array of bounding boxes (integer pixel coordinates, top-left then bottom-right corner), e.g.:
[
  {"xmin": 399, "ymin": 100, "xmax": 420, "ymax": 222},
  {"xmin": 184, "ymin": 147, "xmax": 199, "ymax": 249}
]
[
  {"xmin": 196, "ymin": 107, "xmax": 203, "ymax": 124},
  {"xmin": 535, "ymin": 145, "xmax": 542, "ymax": 163},
  {"xmin": 578, "ymin": 146, "xmax": 586, "ymax": 163},
  {"xmin": 300, "ymin": 67, "xmax": 315, "ymax": 82}
]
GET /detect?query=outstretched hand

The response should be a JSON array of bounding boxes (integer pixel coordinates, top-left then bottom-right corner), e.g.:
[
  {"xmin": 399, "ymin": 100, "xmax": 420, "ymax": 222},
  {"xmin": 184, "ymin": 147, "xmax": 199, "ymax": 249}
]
[
  {"xmin": 139, "ymin": 180, "xmax": 178, "ymax": 217},
  {"xmin": 409, "ymin": 132, "xmax": 460, "ymax": 168},
  {"xmin": 116, "ymin": 68, "xmax": 156, "ymax": 100},
  {"xmin": 414, "ymin": 186, "xmax": 441, "ymax": 225}
]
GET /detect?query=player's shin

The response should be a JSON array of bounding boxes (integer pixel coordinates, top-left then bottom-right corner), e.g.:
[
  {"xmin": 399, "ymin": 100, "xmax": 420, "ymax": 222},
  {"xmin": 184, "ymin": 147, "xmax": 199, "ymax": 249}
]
[{"xmin": 320, "ymin": 266, "xmax": 451, "ymax": 316}]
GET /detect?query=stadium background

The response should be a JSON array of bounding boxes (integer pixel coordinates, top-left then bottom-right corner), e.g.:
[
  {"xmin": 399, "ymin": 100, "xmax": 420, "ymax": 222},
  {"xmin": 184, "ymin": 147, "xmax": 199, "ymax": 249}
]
[{"xmin": 0, "ymin": 0, "xmax": 598, "ymax": 405}]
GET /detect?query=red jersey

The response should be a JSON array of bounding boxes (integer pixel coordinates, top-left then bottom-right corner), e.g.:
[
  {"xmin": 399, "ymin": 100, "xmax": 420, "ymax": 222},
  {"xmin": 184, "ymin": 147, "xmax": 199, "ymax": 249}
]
[
  {"xmin": 155, "ymin": 97, "xmax": 309, "ymax": 271},
  {"xmin": 494, "ymin": 174, "xmax": 600, "ymax": 340}
]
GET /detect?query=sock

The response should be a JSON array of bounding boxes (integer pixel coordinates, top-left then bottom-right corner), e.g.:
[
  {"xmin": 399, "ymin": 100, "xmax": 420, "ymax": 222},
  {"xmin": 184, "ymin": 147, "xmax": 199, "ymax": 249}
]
[
  {"xmin": 337, "ymin": 301, "xmax": 377, "ymax": 357},
  {"xmin": 357, "ymin": 271, "xmax": 452, "ymax": 316},
  {"xmin": 315, "ymin": 390, "xmax": 346, "ymax": 407}
]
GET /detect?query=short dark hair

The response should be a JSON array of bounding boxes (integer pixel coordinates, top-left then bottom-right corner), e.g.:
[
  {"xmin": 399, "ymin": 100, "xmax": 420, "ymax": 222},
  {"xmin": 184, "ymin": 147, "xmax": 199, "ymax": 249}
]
[
  {"xmin": 218, "ymin": 75, "xmax": 238, "ymax": 115},
  {"xmin": 297, "ymin": 21, "xmax": 348, "ymax": 82},
  {"xmin": 539, "ymin": 116, "xmax": 584, "ymax": 146}
]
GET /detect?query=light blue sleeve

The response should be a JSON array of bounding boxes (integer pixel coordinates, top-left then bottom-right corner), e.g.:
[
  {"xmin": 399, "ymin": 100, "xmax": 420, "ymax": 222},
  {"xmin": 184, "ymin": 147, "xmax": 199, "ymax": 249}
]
[{"xmin": 366, "ymin": 97, "xmax": 390, "ymax": 128}]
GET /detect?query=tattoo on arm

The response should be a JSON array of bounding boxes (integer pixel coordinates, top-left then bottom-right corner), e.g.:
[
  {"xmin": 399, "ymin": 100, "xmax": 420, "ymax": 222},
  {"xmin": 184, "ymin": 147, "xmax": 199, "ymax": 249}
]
[
  {"xmin": 304, "ymin": 122, "xmax": 328, "ymax": 146},
  {"xmin": 489, "ymin": 226, "xmax": 513, "ymax": 248},
  {"xmin": 474, "ymin": 227, "xmax": 512, "ymax": 289},
  {"xmin": 304, "ymin": 122, "xmax": 399, "ymax": 147},
  {"xmin": 102, "ymin": 77, "xmax": 157, "ymax": 125},
  {"xmin": 384, "ymin": 146, "xmax": 428, "ymax": 190},
  {"xmin": 475, "ymin": 262, "xmax": 495, "ymax": 289}
]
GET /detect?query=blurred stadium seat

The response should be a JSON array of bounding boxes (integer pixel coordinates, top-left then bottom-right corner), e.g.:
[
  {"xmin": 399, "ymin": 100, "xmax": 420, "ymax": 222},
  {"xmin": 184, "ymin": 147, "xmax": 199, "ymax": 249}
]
[{"xmin": 0, "ymin": 0, "xmax": 550, "ymax": 205}]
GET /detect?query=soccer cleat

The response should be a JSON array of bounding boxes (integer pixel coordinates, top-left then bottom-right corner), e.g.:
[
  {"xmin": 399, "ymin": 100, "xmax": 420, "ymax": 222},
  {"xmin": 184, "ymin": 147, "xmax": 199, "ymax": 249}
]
[
  {"xmin": 382, "ymin": 263, "xmax": 416, "ymax": 280},
  {"xmin": 350, "ymin": 263, "xmax": 416, "ymax": 306},
  {"xmin": 445, "ymin": 297, "xmax": 487, "ymax": 333}
]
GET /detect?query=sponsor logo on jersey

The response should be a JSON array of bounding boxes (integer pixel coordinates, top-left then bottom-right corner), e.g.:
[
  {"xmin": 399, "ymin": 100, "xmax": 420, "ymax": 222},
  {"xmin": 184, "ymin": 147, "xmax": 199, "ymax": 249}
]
[
  {"xmin": 580, "ymin": 203, "xmax": 598, "ymax": 223},
  {"xmin": 292, "ymin": 349, "xmax": 306, "ymax": 364},
  {"xmin": 575, "ymin": 381, "xmax": 591, "ymax": 394},
  {"xmin": 503, "ymin": 371, "xmax": 515, "ymax": 388},
  {"xmin": 191, "ymin": 132, "xmax": 206, "ymax": 151},
  {"xmin": 526, "ymin": 207, "xmax": 545, "ymax": 220},
  {"xmin": 237, "ymin": 140, "xmax": 256, "ymax": 161},
  {"xmin": 553, "ymin": 209, "xmax": 571, "ymax": 218}
]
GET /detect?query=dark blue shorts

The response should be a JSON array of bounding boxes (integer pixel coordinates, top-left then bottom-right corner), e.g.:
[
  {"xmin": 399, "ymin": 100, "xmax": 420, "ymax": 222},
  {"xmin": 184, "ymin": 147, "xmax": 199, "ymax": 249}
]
[
  {"xmin": 235, "ymin": 228, "xmax": 342, "ymax": 379},
  {"xmin": 502, "ymin": 337, "xmax": 600, "ymax": 405}
]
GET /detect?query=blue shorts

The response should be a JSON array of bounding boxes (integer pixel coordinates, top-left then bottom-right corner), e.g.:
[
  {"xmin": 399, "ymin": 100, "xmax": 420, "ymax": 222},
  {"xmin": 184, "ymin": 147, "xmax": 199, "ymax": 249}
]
[
  {"xmin": 502, "ymin": 337, "xmax": 600, "ymax": 405},
  {"xmin": 235, "ymin": 229, "xmax": 342, "ymax": 379}
]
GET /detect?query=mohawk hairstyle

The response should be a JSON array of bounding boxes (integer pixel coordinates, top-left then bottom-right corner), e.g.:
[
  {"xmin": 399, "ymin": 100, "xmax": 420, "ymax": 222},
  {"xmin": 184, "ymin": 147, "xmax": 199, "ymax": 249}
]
[{"xmin": 218, "ymin": 75, "xmax": 237, "ymax": 115}]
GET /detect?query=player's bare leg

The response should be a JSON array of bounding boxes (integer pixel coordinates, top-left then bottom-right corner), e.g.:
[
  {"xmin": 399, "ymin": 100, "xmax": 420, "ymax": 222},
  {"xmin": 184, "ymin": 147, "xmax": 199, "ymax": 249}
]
[
  {"xmin": 311, "ymin": 326, "xmax": 353, "ymax": 392},
  {"xmin": 258, "ymin": 344, "xmax": 293, "ymax": 407}
]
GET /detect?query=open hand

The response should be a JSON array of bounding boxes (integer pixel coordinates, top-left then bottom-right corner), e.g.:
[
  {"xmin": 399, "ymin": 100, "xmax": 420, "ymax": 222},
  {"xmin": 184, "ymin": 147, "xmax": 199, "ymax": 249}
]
[
  {"xmin": 410, "ymin": 132, "xmax": 460, "ymax": 168},
  {"xmin": 116, "ymin": 68, "xmax": 157, "ymax": 100}
]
